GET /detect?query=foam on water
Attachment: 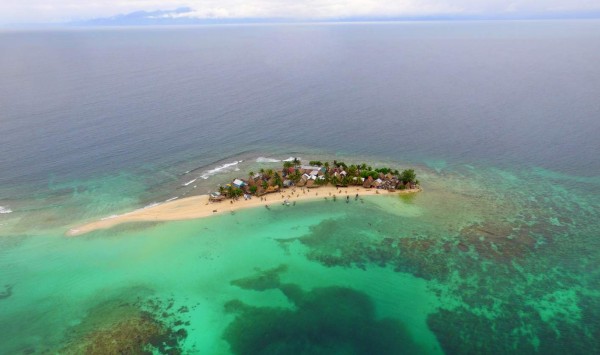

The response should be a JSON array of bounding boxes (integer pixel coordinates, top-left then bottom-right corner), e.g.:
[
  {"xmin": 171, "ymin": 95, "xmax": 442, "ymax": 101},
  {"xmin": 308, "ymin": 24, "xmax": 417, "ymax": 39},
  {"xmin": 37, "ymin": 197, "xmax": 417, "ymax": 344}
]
[
  {"xmin": 256, "ymin": 156, "xmax": 298, "ymax": 163},
  {"xmin": 182, "ymin": 178, "xmax": 197, "ymax": 186},
  {"xmin": 0, "ymin": 206, "xmax": 12, "ymax": 214},
  {"xmin": 255, "ymin": 157, "xmax": 280, "ymax": 163},
  {"xmin": 200, "ymin": 160, "xmax": 243, "ymax": 180}
]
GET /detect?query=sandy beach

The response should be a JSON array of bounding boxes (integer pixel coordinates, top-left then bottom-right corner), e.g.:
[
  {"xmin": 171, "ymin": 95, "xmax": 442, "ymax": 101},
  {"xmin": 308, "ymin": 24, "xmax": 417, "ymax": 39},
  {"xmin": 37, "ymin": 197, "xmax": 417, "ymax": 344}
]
[{"xmin": 67, "ymin": 186, "xmax": 420, "ymax": 236}]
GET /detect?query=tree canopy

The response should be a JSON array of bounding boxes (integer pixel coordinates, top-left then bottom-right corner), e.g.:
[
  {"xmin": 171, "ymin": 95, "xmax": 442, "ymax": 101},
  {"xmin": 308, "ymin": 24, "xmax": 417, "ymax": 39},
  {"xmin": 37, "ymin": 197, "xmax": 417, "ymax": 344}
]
[{"xmin": 400, "ymin": 169, "xmax": 417, "ymax": 183}]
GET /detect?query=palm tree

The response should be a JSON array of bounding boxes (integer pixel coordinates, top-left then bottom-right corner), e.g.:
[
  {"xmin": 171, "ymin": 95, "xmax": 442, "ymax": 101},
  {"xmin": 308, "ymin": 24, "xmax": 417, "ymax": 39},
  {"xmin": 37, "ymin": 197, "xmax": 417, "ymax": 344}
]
[
  {"xmin": 292, "ymin": 171, "xmax": 301, "ymax": 183},
  {"xmin": 266, "ymin": 169, "xmax": 274, "ymax": 179},
  {"xmin": 330, "ymin": 175, "xmax": 339, "ymax": 186},
  {"xmin": 348, "ymin": 165, "xmax": 357, "ymax": 177},
  {"xmin": 400, "ymin": 169, "xmax": 416, "ymax": 183},
  {"xmin": 292, "ymin": 157, "xmax": 301, "ymax": 166},
  {"xmin": 248, "ymin": 171, "xmax": 255, "ymax": 179},
  {"xmin": 274, "ymin": 174, "xmax": 283, "ymax": 188}
]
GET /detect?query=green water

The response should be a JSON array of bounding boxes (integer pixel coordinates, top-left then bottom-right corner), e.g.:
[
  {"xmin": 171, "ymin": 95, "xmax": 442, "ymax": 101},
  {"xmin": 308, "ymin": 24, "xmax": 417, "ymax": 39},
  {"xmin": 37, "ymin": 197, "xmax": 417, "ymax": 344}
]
[{"xmin": 1, "ymin": 161, "xmax": 599, "ymax": 354}]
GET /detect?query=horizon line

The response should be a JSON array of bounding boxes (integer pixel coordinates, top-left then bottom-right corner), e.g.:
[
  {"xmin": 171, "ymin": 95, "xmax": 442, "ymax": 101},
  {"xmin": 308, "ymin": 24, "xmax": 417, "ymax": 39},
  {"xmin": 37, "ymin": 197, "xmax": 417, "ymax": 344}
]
[{"xmin": 2, "ymin": 13, "xmax": 600, "ymax": 29}]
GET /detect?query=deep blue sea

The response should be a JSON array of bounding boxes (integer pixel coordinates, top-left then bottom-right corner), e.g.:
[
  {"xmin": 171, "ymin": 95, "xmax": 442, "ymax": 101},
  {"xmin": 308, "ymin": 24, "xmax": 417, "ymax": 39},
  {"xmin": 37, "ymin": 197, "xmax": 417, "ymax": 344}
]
[{"xmin": 1, "ymin": 21, "xmax": 600, "ymax": 354}]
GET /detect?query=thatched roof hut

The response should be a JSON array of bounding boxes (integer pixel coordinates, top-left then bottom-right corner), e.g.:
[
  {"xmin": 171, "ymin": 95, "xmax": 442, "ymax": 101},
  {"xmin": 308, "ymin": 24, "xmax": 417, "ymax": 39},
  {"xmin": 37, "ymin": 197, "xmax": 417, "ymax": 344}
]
[
  {"xmin": 209, "ymin": 192, "xmax": 225, "ymax": 202},
  {"xmin": 266, "ymin": 185, "xmax": 280, "ymax": 193},
  {"xmin": 363, "ymin": 176, "xmax": 374, "ymax": 188}
]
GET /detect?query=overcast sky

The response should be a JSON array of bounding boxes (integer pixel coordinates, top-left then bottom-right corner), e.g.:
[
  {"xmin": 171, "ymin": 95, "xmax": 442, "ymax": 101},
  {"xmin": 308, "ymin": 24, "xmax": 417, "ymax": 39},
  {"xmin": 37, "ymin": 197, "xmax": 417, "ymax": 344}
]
[{"xmin": 2, "ymin": 0, "xmax": 600, "ymax": 24}]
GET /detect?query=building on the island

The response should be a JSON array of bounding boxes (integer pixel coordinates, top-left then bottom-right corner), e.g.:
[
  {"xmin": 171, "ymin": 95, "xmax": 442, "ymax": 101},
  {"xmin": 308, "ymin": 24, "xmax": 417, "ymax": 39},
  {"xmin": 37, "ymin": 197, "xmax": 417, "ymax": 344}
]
[
  {"xmin": 233, "ymin": 179, "xmax": 245, "ymax": 188},
  {"xmin": 209, "ymin": 192, "xmax": 225, "ymax": 202}
]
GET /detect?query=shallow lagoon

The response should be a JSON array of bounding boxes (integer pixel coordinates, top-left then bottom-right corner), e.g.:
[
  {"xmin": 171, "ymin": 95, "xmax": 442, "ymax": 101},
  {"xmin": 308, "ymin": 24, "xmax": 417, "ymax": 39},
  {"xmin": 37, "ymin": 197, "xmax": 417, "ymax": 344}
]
[{"xmin": 1, "ymin": 161, "xmax": 599, "ymax": 353}]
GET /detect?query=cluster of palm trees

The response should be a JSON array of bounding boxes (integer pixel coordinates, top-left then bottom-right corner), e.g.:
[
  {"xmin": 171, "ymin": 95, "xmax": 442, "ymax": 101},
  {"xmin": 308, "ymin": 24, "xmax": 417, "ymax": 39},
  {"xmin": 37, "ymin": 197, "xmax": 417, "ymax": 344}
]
[
  {"xmin": 280, "ymin": 159, "xmax": 418, "ymax": 188},
  {"xmin": 219, "ymin": 158, "xmax": 418, "ymax": 199},
  {"xmin": 218, "ymin": 185, "xmax": 244, "ymax": 198}
]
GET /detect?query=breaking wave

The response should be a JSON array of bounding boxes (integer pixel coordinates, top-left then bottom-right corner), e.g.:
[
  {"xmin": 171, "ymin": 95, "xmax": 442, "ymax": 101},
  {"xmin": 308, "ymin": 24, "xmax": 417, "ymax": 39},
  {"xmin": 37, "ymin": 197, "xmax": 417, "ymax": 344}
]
[
  {"xmin": 0, "ymin": 206, "xmax": 13, "ymax": 214},
  {"xmin": 183, "ymin": 178, "xmax": 197, "ymax": 186},
  {"xmin": 200, "ymin": 160, "xmax": 243, "ymax": 180},
  {"xmin": 256, "ymin": 157, "xmax": 280, "ymax": 163},
  {"xmin": 256, "ymin": 157, "xmax": 298, "ymax": 163}
]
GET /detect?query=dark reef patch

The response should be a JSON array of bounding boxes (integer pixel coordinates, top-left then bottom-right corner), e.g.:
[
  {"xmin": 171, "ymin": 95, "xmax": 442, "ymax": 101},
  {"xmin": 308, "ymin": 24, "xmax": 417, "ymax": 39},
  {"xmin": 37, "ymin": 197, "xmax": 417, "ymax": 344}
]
[
  {"xmin": 225, "ymin": 267, "xmax": 423, "ymax": 355},
  {"xmin": 0, "ymin": 284, "xmax": 13, "ymax": 300},
  {"xmin": 284, "ymin": 215, "xmax": 451, "ymax": 280},
  {"xmin": 455, "ymin": 221, "xmax": 537, "ymax": 262},
  {"xmin": 427, "ymin": 302, "xmax": 600, "ymax": 354},
  {"xmin": 57, "ymin": 297, "xmax": 189, "ymax": 354},
  {"xmin": 230, "ymin": 264, "xmax": 288, "ymax": 291}
]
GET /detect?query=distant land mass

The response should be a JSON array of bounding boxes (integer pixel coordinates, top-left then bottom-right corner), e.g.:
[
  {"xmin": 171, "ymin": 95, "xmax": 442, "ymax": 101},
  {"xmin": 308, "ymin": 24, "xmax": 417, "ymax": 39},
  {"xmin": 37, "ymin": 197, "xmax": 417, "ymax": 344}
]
[
  {"xmin": 68, "ymin": 7, "xmax": 600, "ymax": 26},
  {"xmin": 69, "ymin": 7, "xmax": 281, "ymax": 26}
]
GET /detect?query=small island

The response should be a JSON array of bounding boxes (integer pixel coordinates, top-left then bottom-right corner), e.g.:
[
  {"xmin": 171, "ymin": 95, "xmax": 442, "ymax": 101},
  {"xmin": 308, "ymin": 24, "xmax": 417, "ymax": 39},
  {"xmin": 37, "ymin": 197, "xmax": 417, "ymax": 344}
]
[
  {"xmin": 67, "ymin": 159, "xmax": 420, "ymax": 236},
  {"xmin": 210, "ymin": 159, "xmax": 419, "ymax": 202}
]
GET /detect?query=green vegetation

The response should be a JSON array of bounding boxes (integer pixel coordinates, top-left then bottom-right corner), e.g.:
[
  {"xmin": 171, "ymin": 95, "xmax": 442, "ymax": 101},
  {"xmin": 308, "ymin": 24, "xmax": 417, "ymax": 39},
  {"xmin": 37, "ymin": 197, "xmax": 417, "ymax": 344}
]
[
  {"xmin": 400, "ymin": 169, "xmax": 416, "ymax": 184},
  {"xmin": 227, "ymin": 187, "xmax": 244, "ymax": 198},
  {"xmin": 213, "ymin": 159, "xmax": 419, "ymax": 201}
]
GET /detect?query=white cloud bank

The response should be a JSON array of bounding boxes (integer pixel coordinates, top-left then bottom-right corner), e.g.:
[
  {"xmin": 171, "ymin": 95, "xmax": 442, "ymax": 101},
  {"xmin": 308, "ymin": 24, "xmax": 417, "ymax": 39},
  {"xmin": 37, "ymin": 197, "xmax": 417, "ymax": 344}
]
[{"xmin": 1, "ymin": 0, "xmax": 600, "ymax": 24}]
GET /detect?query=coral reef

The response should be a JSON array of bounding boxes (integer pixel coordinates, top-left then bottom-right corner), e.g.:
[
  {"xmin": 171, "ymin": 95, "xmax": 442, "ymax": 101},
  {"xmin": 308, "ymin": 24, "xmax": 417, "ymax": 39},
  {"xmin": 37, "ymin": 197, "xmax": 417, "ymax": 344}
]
[
  {"xmin": 225, "ymin": 269, "xmax": 424, "ymax": 355},
  {"xmin": 59, "ymin": 298, "xmax": 188, "ymax": 354}
]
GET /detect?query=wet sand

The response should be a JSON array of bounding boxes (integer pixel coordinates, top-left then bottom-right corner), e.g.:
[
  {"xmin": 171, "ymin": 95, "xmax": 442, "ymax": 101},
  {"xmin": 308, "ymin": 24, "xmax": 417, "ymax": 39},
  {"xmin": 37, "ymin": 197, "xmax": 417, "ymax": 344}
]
[{"xmin": 67, "ymin": 186, "xmax": 420, "ymax": 236}]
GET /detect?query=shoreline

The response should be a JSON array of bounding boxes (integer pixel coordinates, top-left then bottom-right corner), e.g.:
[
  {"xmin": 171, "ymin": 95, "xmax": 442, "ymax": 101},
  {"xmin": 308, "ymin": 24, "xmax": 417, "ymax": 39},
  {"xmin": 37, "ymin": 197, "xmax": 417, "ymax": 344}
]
[{"xmin": 67, "ymin": 186, "xmax": 421, "ymax": 236}]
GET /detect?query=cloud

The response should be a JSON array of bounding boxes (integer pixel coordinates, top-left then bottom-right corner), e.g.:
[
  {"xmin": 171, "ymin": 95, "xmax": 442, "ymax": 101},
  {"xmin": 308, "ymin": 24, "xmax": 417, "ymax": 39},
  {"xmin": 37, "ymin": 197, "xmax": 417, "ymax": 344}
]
[{"xmin": 1, "ymin": 0, "xmax": 600, "ymax": 24}]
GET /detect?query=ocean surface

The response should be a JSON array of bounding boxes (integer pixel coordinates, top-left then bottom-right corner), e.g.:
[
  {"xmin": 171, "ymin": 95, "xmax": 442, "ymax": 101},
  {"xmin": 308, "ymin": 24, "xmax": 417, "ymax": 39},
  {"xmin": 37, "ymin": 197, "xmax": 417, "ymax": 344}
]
[{"xmin": 1, "ymin": 21, "xmax": 600, "ymax": 354}]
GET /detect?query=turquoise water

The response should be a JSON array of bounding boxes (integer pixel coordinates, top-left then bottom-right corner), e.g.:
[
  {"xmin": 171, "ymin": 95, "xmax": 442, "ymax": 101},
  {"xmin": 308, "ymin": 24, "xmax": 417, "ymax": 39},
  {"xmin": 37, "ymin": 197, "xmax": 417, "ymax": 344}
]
[
  {"xmin": 1, "ymin": 157, "xmax": 599, "ymax": 353},
  {"xmin": 1, "ymin": 21, "xmax": 600, "ymax": 353}
]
